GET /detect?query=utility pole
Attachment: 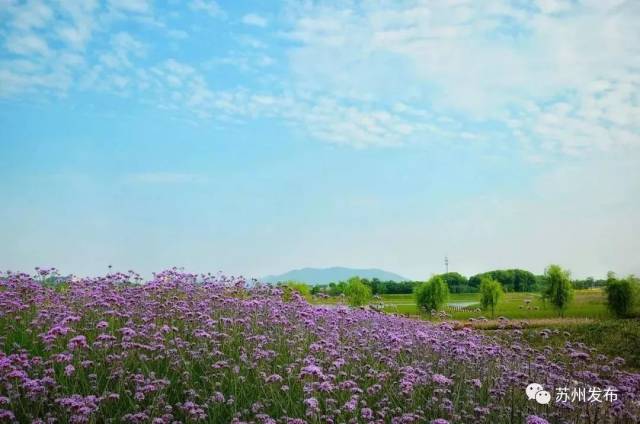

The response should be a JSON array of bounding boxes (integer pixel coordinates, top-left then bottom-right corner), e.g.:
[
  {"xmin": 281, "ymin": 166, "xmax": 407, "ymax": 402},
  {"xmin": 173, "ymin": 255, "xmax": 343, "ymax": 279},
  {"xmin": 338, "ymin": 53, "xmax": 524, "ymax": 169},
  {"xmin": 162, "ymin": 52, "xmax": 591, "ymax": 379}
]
[{"xmin": 444, "ymin": 255, "xmax": 449, "ymax": 274}]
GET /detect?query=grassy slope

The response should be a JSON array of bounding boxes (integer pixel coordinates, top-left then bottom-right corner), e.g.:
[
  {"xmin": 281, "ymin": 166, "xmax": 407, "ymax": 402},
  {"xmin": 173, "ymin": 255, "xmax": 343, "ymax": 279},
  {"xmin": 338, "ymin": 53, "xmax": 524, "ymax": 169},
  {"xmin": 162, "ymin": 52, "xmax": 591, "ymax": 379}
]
[
  {"xmin": 507, "ymin": 319, "xmax": 640, "ymax": 370},
  {"xmin": 315, "ymin": 290, "xmax": 640, "ymax": 371}
]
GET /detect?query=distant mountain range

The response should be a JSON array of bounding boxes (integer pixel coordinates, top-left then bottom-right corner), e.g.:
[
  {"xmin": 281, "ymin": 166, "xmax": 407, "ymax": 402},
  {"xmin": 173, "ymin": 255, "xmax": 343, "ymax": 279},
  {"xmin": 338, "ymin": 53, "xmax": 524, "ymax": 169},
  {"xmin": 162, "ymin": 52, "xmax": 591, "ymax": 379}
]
[{"xmin": 261, "ymin": 267, "xmax": 408, "ymax": 284}]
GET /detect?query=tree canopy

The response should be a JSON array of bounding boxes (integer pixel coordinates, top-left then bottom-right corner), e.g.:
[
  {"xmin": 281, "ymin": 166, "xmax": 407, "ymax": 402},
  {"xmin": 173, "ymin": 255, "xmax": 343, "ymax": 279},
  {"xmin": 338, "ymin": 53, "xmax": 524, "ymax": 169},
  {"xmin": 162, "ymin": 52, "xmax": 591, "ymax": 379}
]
[
  {"xmin": 469, "ymin": 269, "xmax": 537, "ymax": 292},
  {"xmin": 438, "ymin": 272, "xmax": 472, "ymax": 293}
]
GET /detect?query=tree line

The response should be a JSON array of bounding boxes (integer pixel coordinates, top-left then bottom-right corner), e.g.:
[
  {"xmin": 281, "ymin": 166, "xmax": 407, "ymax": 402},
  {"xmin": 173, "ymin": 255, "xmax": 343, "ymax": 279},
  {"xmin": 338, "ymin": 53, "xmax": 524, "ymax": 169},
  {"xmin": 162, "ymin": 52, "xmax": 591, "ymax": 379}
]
[
  {"xmin": 282, "ymin": 266, "xmax": 639, "ymax": 319},
  {"xmin": 308, "ymin": 268, "xmax": 609, "ymax": 296}
]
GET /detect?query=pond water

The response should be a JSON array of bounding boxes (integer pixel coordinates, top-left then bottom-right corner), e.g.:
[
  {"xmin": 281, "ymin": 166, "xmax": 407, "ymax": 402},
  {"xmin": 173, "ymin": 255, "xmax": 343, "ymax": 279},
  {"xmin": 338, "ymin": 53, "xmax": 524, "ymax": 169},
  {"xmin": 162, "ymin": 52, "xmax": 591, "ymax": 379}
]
[{"xmin": 447, "ymin": 301, "xmax": 479, "ymax": 307}]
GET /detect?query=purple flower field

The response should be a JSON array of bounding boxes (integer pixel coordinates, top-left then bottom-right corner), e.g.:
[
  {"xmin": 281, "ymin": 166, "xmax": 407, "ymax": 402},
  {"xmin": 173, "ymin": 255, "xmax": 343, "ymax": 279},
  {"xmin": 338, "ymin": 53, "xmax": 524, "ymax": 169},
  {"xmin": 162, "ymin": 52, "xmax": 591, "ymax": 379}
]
[{"xmin": 0, "ymin": 269, "xmax": 639, "ymax": 423}]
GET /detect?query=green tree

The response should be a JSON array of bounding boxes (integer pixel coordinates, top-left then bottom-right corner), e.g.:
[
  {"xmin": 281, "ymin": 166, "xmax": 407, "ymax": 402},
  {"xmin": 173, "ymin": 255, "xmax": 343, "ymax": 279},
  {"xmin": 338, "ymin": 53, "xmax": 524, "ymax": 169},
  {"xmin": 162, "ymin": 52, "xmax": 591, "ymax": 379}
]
[
  {"xmin": 439, "ymin": 272, "xmax": 469, "ymax": 293},
  {"xmin": 605, "ymin": 274, "xmax": 639, "ymax": 318},
  {"xmin": 541, "ymin": 265, "xmax": 574, "ymax": 317},
  {"xmin": 327, "ymin": 281, "xmax": 348, "ymax": 296},
  {"xmin": 344, "ymin": 277, "xmax": 372, "ymax": 307},
  {"xmin": 415, "ymin": 275, "xmax": 449, "ymax": 313},
  {"xmin": 469, "ymin": 269, "xmax": 537, "ymax": 292},
  {"xmin": 479, "ymin": 277, "xmax": 504, "ymax": 318}
]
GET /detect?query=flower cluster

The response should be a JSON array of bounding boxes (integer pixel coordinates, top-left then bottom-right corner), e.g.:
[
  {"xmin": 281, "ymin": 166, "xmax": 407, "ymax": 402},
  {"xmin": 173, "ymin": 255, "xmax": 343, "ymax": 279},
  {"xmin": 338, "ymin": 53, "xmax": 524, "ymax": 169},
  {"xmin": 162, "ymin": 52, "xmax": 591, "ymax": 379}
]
[{"xmin": 0, "ymin": 268, "xmax": 638, "ymax": 423}]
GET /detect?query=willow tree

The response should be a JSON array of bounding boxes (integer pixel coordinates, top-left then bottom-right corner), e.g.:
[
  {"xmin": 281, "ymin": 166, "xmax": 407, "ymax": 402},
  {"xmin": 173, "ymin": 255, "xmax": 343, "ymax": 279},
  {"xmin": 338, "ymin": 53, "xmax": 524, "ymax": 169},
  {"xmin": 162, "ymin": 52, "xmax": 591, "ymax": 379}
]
[
  {"xmin": 344, "ymin": 277, "xmax": 372, "ymax": 307},
  {"xmin": 541, "ymin": 265, "xmax": 574, "ymax": 317},
  {"xmin": 415, "ymin": 275, "xmax": 449, "ymax": 313},
  {"xmin": 480, "ymin": 277, "xmax": 504, "ymax": 318}
]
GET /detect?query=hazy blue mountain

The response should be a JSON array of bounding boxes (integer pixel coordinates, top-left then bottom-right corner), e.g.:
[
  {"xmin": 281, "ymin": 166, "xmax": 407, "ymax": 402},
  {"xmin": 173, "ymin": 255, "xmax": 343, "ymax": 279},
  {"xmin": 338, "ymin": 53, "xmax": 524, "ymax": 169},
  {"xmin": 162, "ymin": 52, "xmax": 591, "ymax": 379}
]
[{"xmin": 261, "ymin": 267, "xmax": 408, "ymax": 284}]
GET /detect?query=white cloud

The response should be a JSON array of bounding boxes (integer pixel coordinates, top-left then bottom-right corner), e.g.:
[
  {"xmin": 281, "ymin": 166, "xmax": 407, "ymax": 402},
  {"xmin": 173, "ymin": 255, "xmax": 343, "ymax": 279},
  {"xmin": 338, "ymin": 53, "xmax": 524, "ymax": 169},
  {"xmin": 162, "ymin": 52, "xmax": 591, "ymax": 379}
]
[
  {"xmin": 5, "ymin": 33, "xmax": 50, "ymax": 56},
  {"xmin": 208, "ymin": 52, "xmax": 275, "ymax": 72},
  {"xmin": 189, "ymin": 0, "xmax": 223, "ymax": 18},
  {"xmin": 55, "ymin": 0, "xmax": 98, "ymax": 50},
  {"xmin": 0, "ymin": 0, "xmax": 101, "ymax": 95},
  {"xmin": 282, "ymin": 0, "xmax": 640, "ymax": 153},
  {"xmin": 280, "ymin": 97, "xmax": 418, "ymax": 147},
  {"xmin": 9, "ymin": 0, "xmax": 53, "ymax": 30},
  {"xmin": 536, "ymin": 0, "xmax": 574, "ymax": 14},
  {"xmin": 242, "ymin": 13, "xmax": 267, "ymax": 28},
  {"xmin": 88, "ymin": 32, "xmax": 145, "ymax": 80},
  {"xmin": 57, "ymin": 26, "xmax": 91, "ymax": 50},
  {"xmin": 0, "ymin": 53, "xmax": 82, "ymax": 97},
  {"xmin": 1, "ymin": 0, "xmax": 638, "ymax": 153},
  {"xmin": 144, "ymin": 59, "xmax": 218, "ymax": 119},
  {"xmin": 78, "ymin": 34, "xmax": 148, "ymax": 94},
  {"xmin": 108, "ymin": 0, "xmax": 151, "ymax": 14}
]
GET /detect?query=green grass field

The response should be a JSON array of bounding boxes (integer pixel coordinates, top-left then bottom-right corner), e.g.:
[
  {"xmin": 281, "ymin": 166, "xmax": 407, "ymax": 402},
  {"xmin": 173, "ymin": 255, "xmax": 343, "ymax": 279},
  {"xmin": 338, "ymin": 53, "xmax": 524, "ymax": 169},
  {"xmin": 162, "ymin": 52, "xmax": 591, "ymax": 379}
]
[{"xmin": 316, "ymin": 289, "xmax": 611, "ymax": 320}]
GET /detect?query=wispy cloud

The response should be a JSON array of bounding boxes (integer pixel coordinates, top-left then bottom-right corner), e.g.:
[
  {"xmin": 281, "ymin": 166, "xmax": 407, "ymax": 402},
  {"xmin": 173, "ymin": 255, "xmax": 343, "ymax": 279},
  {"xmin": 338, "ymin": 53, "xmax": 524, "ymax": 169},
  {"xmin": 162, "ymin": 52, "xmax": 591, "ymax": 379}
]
[
  {"xmin": 281, "ymin": 0, "xmax": 640, "ymax": 153},
  {"xmin": 5, "ymin": 33, "xmax": 50, "ymax": 56},
  {"xmin": 8, "ymin": 0, "xmax": 54, "ymax": 30},
  {"xmin": 242, "ymin": 13, "xmax": 267, "ymax": 28}
]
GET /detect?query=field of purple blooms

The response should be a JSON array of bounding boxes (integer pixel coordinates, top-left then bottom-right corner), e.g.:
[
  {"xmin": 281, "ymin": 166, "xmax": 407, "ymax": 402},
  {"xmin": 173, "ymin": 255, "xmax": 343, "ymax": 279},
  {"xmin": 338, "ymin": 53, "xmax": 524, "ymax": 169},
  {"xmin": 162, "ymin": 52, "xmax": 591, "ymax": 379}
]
[{"xmin": 0, "ymin": 269, "xmax": 639, "ymax": 423}]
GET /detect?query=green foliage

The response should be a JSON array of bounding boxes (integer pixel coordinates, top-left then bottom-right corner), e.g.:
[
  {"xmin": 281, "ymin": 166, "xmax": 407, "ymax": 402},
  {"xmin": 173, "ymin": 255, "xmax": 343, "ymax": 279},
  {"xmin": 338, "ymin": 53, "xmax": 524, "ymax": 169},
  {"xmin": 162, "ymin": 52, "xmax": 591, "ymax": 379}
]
[
  {"xmin": 280, "ymin": 281, "xmax": 311, "ymax": 302},
  {"xmin": 605, "ymin": 273, "xmax": 639, "ymax": 317},
  {"xmin": 571, "ymin": 276, "xmax": 607, "ymax": 289},
  {"xmin": 479, "ymin": 277, "xmax": 504, "ymax": 318},
  {"xmin": 541, "ymin": 264, "xmax": 574, "ymax": 317},
  {"xmin": 344, "ymin": 277, "xmax": 372, "ymax": 307},
  {"xmin": 314, "ymin": 279, "xmax": 418, "ymax": 296},
  {"xmin": 439, "ymin": 272, "xmax": 473, "ymax": 293},
  {"xmin": 414, "ymin": 275, "xmax": 449, "ymax": 313},
  {"xmin": 326, "ymin": 281, "xmax": 348, "ymax": 296},
  {"xmin": 370, "ymin": 278, "xmax": 416, "ymax": 295},
  {"xmin": 469, "ymin": 269, "xmax": 537, "ymax": 292}
]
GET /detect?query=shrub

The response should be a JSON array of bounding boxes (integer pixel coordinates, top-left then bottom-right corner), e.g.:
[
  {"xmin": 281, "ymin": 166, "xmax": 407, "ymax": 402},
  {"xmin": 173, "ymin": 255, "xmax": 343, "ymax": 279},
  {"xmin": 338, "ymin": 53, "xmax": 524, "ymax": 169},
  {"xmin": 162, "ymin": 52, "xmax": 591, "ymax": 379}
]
[
  {"xmin": 415, "ymin": 275, "xmax": 449, "ymax": 313},
  {"xmin": 605, "ymin": 275, "xmax": 639, "ymax": 317}
]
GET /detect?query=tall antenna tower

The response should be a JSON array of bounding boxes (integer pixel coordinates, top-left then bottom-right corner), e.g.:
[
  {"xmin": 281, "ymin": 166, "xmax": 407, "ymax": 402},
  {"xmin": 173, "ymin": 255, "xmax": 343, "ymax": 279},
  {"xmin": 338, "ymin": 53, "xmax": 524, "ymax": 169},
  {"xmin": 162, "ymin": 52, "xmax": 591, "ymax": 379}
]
[{"xmin": 444, "ymin": 255, "xmax": 449, "ymax": 274}]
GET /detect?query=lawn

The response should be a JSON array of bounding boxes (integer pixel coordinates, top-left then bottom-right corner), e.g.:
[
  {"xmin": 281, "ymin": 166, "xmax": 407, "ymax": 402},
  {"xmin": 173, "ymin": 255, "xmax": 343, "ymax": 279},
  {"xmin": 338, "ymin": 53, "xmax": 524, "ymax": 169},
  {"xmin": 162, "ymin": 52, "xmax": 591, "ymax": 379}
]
[{"xmin": 375, "ymin": 289, "xmax": 611, "ymax": 320}]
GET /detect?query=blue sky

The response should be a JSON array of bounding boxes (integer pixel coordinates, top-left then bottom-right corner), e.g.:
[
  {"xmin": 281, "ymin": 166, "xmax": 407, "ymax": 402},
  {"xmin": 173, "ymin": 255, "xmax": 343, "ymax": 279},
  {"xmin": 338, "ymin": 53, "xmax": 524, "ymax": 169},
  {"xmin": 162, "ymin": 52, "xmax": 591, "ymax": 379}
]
[{"xmin": 1, "ymin": 0, "xmax": 639, "ymax": 279}]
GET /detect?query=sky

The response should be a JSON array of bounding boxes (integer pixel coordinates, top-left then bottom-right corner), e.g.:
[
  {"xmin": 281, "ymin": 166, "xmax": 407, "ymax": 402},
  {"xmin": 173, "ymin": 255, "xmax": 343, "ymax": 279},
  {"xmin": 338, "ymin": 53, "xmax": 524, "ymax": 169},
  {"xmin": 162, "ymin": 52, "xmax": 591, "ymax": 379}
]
[{"xmin": 1, "ymin": 0, "xmax": 639, "ymax": 280}]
